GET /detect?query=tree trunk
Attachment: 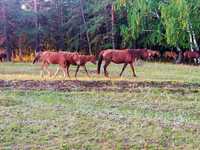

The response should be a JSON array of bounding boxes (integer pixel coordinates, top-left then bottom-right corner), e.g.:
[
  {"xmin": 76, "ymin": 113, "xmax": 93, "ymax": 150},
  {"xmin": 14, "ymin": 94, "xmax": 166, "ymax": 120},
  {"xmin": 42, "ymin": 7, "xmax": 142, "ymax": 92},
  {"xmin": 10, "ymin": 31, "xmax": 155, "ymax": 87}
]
[
  {"xmin": 2, "ymin": 1, "xmax": 12, "ymax": 61},
  {"xmin": 190, "ymin": 22, "xmax": 199, "ymax": 51},
  {"xmin": 187, "ymin": 25, "xmax": 194, "ymax": 51},
  {"xmin": 175, "ymin": 46, "xmax": 182, "ymax": 64},
  {"xmin": 34, "ymin": 0, "xmax": 40, "ymax": 53},
  {"xmin": 58, "ymin": 0, "xmax": 65, "ymax": 50},
  {"xmin": 80, "ymin": 0, "xmax": 92, "ymax": 55},
  {"xmin": 111, "ymin": 4, "xmax": 115, "ymax": 49}
]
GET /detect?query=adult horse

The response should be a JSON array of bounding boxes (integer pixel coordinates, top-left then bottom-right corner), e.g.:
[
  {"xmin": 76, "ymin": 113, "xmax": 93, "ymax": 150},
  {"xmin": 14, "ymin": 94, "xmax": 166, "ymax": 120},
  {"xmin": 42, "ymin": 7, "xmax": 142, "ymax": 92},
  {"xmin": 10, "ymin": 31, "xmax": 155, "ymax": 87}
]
[
  {"xmin": 97, "ymin": 49, "xmax": 144, "ymax": 77},
  {"xmin": 33, "ymin": 51, "xmax": 96, "ymax": 78},
  {"xmin": 183, "ymin": 51, "xmax": 199, "ymax": 64},
  {"xmin": 33, "ymin": 51, "xmax": 79, "ymax": 77},
  {"xmin": 163, "ymin": 51, "xmax": 177, "ymax": 61},
  {"xmin": 0, "ymin": 51, "xmax": 7, "ymax": 62},
  {"xmin": 147, "ymin": 49, "xmax": 161, "ymax": 61}
]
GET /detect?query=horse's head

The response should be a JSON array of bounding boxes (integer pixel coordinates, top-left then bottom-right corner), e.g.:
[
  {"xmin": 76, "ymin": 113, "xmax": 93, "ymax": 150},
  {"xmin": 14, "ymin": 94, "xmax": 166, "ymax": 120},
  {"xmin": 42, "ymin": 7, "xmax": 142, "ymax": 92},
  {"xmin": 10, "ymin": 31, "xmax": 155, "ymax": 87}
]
[
  {"xmin": 155, "ymin": 51, "xmax": 161, "ymax": 57},
  {"xmin": 137, "ymin": 49, "xmax": 149, "ymax": 60},
  {"xmin": 72, "ymin": 53, "xmax": 81, "ymax": 65},
  {"xmin": 128, "ymin": 49, "xmax": 145, "ymax": 60}
]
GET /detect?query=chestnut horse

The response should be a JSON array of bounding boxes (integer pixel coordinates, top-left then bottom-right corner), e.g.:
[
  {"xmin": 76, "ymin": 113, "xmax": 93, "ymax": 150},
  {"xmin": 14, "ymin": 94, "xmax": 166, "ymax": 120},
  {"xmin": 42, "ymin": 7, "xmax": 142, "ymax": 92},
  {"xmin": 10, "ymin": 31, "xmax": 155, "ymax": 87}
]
[
  {"xmin": 55, "ymin": 52, "xmax": 96, "ymax": 78},
  {"xmin": 163, "ymin": 51, "xmax": 177, "ymax": 61},
  {"xmin": 0, "ymin": 51, "xmax": 7, "ymax": 62},
  {"xmin": 73, "ymin": 55, "xmax": 96, "ymax": 77},
  {"xmin": 97, "ymin": 49, "xmax": 144, "ymax": 77},
  {"xmin": 33, "ymin": 51, "xmax": 96, "ymax": 78},
  {"xmin": 147, "ymin": 50, "xmax": 161, "ymax": 60},
  {"xmin": 33, "ymin": 51, "xmax": 79, "ymax": 77},
  {"xmin": 183, "ymin": 51, "xmax": 199, "ymax": 64}
]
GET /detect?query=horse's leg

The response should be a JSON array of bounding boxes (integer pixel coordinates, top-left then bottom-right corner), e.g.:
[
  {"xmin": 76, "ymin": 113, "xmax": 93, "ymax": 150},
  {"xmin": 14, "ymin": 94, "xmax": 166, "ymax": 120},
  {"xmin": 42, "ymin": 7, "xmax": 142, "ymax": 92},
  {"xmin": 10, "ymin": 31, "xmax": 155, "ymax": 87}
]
[
  {"xmin": 104, "ymin": 61, "xmax": 110, "ymax": 77},
  {"xmin": 54, "ymin": 67, "xmax": 60, "ymax": 77},
  {"xmin": 40, "ymin": 66, "xmax": 44, "ymax": 78},
  {"xmin": 66, "ymin": 65, "xmax": 70, "ymax": 78},
  {"xmin": 120, "ymin": 63, "xmax": 127, "ymax": 77},
  {"xmin": 75, "ymin": 65, "xmax": 80, "ymax": 78},
  {"xmin": 83, "ymin": 65, "xmax": 90, "ymax": 77},
  {"xmin": 44, "ymin": 63, "xmax": 51, "ymax": 77},
  {"xmin": 61, "ymin": 67, "xmax": 66, "ymax": 78},
  {"xmin": 130, "ymin": 63, "xmax": 137, "ymax": 77},
  {"xmin": 40, "ymin": 62, "xmax": 46, "ymax": 78}
]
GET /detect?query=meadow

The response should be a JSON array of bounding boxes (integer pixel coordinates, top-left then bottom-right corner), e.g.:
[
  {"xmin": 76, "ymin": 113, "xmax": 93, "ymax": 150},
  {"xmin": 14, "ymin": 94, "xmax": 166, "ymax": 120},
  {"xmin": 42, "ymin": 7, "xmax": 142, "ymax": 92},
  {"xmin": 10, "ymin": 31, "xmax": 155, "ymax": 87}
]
[{"xmin": 0, "ymin": 62, "xmax": 200, "ymax": 149}]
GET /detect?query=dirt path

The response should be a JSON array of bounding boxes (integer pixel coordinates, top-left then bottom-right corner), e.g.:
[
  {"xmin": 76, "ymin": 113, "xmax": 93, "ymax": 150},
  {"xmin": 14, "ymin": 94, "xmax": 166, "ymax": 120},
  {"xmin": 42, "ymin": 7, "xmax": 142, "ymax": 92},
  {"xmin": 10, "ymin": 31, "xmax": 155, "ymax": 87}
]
[{"xmin": 0, "ymin": 80, "xmax": 200, "ymax": 92}]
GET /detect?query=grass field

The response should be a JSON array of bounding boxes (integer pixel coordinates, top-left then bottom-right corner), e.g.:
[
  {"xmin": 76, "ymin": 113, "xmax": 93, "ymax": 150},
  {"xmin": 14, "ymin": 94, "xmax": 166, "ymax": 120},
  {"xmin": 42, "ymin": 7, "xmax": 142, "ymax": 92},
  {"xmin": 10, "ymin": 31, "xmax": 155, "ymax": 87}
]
[
  {"xmin": 0, "ymin": 62, "xmax": 200, "ymax": 149},
  {"xmin": 0, "ymin": 61, "xmax": 200, "ymax": 83}
]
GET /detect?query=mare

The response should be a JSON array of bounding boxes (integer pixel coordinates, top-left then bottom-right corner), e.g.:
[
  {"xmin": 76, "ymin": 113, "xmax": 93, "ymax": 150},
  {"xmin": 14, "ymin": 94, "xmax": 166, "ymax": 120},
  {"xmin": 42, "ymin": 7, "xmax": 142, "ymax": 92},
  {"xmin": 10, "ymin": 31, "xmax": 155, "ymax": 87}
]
[
  {"xmin": 33, "ymin": 51, "xmax": 96, "ymax": 78},
  {"xmin": 33, "ymin": 51, "xmax": 79, "ymax": 77},
  {"xmin": 163, "ymin": 51, "xmax": 177, "ymax": 61},
  {"xmin": 183, "ymin": 51, "xmax": 199, "ymax": 64},
  {"xmin": 0, "ymin": 51, "xmax": 7, "ymax": 62},
  {"xmin": 146, "ymin": 50, "xmax": 161, "ymax": 60},
  {"xmin": 97, "ymin": 49, "xmax": 144, "ymax": 77}
]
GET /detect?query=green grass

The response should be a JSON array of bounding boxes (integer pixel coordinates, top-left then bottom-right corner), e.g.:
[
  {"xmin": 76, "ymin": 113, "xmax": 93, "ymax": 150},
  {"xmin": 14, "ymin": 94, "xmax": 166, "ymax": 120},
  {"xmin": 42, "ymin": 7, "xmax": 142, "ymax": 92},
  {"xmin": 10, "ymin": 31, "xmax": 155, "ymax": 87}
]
[
  {"xmin": 1, "ymin": 89, "xmax": 200, "ymax": 149},
  {"xmin": 1, "ymin": 62, "xmax": 200, "ymax": 149},
  {"xmin": 0, "ymin": 62, "xmax": 200, "ymax": 83}
]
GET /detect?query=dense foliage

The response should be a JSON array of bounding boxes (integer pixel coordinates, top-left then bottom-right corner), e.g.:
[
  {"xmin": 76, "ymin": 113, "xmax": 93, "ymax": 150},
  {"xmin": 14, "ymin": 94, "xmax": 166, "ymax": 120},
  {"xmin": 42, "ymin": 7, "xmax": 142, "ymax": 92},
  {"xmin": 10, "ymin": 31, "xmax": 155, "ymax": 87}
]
[{"xmin": 0, "ymin": 0, "xmax": 199, "ymax": 60}]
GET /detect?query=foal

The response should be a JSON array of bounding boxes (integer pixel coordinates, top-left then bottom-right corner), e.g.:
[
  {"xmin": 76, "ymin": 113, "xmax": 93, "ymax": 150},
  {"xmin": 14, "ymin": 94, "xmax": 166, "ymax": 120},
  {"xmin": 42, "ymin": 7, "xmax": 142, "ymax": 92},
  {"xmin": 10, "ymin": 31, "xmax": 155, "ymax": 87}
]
[
  {"xmin": 74, "ymin": 55, "xmax": 96, "ymax": 77},
  {"xmin": 48, "ymin": 52, "xmax": 96, "ymax": 78}
]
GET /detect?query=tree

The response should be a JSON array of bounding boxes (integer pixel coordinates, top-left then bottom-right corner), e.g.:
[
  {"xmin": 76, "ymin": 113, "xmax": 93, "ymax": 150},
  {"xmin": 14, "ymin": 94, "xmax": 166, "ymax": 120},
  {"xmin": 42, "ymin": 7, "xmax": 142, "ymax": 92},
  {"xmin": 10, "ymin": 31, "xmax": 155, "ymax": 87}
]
[{"xmin": 116, "ymin": 0, "xmax": 200, "ymax": 52}]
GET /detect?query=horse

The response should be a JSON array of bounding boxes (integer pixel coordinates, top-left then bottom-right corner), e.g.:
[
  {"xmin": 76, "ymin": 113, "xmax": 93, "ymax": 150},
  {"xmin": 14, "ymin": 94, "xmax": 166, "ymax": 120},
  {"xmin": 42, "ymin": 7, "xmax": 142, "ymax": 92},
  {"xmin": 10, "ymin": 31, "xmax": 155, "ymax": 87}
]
[
  {"xmin": 137, "ymin": 48, "xmax": 150, "ymax": 60},
  {"xmin": 73, "ymin": 55, "xmax": 96, "ymax": 78},
  {"xmin": 33, "ymin": 51, "xmax": 79, "ymax": 78},
  {"xmin": 147, "ymin": 50, "xmax": 161, "ymax": 61},
  {"xmin": 0, "ymin": 51, "xmax": 7, "ymax": 62},
  {"xmin": 183, "ymin": 51, "xmax": 199, "ymax": 64},
  {"xmin": 163, "ymin": 51, "xmax": 177, "ymax": 61},
  {"xmin": 54, "ymin": 52, "xmax": 96, "ymax": 78},
  {"xmin": 97, "ymin": 49, "xmax": 144, "ymax": 77}
]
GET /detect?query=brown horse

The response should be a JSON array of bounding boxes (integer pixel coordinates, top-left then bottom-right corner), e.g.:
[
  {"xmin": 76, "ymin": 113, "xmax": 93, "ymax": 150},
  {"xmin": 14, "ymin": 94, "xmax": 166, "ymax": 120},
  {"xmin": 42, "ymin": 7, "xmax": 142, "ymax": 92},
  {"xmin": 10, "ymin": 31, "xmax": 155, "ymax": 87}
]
[
  {"xmin": 163, "ymin": 51, "xmax": 177, "ymax": 61},
  {"xmin": 147, "ymin": 50, "xmax": 161, "ymax": 60},
  {"xmin": 138, "ymin": 49, "xmax": 150, "ymax": 60},
  {"xmin": 97, "ymin": 49, "xmax": 144, "ymax": 77},
  {"xmin": 183, "ymin": 51, "xmax": 199, "ymax": 64},
  {"xmin": 33, "ymin": 51, "xmax": 96, "ymax": 78},
  {"xmin": 0, "ymin": 51, "xmax": 7, "ymax": 62},
  {"xmin": 73, "ymin": 55, "xmax": 96, "ymax": 77},
  {"xmin": 54, "ymin": 52, "xmax": 96, "ymax": 78},
  {"xmin": 33, "ymin": 51, "xmax": 79, "ymax": 77}
]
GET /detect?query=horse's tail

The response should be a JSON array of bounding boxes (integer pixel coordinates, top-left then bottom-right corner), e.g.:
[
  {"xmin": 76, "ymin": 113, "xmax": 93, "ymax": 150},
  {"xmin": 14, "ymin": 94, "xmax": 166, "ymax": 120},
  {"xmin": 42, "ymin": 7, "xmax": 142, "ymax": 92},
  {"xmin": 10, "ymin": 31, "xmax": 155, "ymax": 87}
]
[
  {"xmin": 97, "ymin": 51, "xmax": 104, "ymax": 74},
  {"xmin": 33, "ymin": 53, "xmax": 41, "ymax": 64}
]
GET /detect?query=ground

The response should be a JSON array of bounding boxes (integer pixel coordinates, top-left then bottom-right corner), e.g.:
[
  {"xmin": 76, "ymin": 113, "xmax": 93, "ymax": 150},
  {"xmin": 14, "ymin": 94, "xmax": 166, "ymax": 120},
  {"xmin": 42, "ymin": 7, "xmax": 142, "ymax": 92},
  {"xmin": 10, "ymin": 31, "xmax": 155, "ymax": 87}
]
[{"xmin": 0, "ymin": 62, "xmax": 200, "ymax": 149}]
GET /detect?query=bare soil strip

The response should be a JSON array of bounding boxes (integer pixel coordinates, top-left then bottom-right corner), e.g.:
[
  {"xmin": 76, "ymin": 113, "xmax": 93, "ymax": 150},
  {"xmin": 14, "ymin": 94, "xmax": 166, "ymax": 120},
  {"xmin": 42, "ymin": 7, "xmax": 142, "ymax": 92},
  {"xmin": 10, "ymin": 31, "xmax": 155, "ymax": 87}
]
[{"xmin": 0, "ymin": 80, "xmax": 200, "ymax": 92}]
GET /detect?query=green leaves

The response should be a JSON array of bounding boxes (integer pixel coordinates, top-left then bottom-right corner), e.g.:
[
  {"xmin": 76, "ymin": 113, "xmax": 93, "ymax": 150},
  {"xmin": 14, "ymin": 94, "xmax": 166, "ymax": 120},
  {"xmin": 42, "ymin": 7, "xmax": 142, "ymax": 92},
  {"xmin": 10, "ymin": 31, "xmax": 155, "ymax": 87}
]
[
  {"xmin": 116, "ymin": 0, "xmax": 199, "ymax": 50},
  {"xmin": 160, "ymin": 0, "xmax": 189, "ymax": 47}
]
